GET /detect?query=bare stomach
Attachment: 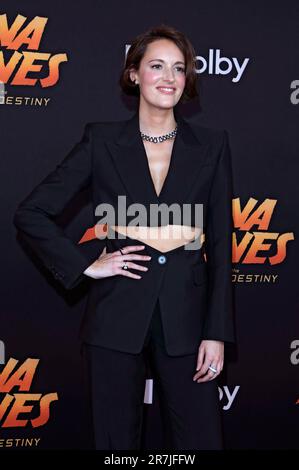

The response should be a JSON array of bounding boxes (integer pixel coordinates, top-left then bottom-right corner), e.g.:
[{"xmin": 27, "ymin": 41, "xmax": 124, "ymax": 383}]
[{"xmin": 110, "ymin": 225, "xmax": 202, "ymax": 253}]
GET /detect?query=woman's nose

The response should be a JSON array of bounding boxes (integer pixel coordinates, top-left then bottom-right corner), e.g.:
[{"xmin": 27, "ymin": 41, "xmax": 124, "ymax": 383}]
[{"xmin": 163, "ymin": 68, "xmax": 175, "ymax": 81}]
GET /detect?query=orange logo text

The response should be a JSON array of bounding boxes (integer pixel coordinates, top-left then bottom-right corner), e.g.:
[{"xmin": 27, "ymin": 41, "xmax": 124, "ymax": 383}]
[{"xmin": 0, "ymin": 13, "xmax": 68, "ymax": 87}]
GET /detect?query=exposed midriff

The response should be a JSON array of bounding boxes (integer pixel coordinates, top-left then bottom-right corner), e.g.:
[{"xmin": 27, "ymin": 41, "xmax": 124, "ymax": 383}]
[{"xmin": 110, "ymin": 224, "xmax": 202, "ymax": 253}]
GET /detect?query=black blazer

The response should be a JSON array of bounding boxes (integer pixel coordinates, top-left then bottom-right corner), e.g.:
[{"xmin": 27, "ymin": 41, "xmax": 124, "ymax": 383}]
[{"xmin": 13, "ymin": 109, "xmax": 235, "ymax": 356}]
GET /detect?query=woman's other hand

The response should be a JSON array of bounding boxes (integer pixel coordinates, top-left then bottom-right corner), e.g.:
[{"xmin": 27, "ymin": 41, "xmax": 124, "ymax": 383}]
[
  {"xmin": 83, "ymin": 245, "xmax": 151, "ymax": 280},
  {"xmin": 193, "ymin": 340, "xmax": 224, "ymax": 383}
]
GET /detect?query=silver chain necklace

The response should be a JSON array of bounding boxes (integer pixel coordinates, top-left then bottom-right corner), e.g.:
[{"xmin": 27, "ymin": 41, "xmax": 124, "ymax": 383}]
[{"xmin": 140, "ymin": 124, "xmax": 178, "ymax": 143}]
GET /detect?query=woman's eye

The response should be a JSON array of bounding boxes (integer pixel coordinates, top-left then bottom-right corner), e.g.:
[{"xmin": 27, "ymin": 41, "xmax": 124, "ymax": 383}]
[{"xmin": 151, "ymin": 64, "xmax": 185, "ymax": 73}]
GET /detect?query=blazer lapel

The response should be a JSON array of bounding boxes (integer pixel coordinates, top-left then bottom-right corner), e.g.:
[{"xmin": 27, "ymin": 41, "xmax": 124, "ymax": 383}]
[{"xmin": 105, "ymin": 109, "xmax": 210, "ymax": 209}]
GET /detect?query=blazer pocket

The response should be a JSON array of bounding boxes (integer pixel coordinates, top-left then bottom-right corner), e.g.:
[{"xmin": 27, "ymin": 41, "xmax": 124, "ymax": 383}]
[{"xmin": 192, "ymin": 263, "xmax": 208, "ymax": 286}]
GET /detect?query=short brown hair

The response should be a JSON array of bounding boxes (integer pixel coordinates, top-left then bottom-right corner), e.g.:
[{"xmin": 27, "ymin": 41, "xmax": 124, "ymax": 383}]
[{"xmin": 119, "ymin": 24, "xmax": 198, "ymax": 104}]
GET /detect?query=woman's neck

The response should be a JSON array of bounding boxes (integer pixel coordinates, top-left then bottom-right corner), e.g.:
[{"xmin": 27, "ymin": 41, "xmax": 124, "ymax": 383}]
[{"xmin": 138, "ymin": 105, "xmax": 177, "ymax": 135}]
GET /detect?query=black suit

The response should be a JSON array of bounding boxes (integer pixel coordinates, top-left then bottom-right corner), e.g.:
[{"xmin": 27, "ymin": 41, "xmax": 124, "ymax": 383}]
[{"xmin": 13, "ymin": 109, "xmax": 235, "ymax": 357}]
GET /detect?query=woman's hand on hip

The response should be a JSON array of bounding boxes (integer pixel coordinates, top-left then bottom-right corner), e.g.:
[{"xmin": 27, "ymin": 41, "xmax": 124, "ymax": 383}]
[
  {"xmin": 193, "ymin": 340, "xmax": 224, "ymax": 383},
  {"xmin": 83, "ymin": 245, "xmax": 151, "ymax": 280}
]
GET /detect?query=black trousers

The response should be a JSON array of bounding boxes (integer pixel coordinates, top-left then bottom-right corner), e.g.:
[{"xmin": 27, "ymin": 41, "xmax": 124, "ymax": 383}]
[{"xmin": 80, "ymin": 299, "xmax": 223, "ymax": 450}]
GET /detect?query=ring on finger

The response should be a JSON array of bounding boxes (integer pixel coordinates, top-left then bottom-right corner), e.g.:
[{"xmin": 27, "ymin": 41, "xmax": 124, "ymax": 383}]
[{"xmin": 119, "ymin": 248, "xmax": 128, "ymax": 269}]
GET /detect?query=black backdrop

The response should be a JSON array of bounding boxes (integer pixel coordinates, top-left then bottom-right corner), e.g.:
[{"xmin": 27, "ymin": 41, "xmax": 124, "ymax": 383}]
[{"xmin": 1, "ymin": 0, "xmax": 299, "ymax": 450}]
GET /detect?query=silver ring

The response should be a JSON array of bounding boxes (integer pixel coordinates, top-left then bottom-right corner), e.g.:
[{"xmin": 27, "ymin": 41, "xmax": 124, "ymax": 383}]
[
  {"xmin": 208, "ymin": 365, "xmax": 217, "ymax": 374},
  {"xmin": 119, "ymin": 248, "xmax": 127, "ymax": 269}
]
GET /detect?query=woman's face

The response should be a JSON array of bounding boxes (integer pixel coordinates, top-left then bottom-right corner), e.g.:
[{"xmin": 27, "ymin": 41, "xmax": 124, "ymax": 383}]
[{"xmin": 130, "ymin": 39, "xmax": 186, "ymax": 111}]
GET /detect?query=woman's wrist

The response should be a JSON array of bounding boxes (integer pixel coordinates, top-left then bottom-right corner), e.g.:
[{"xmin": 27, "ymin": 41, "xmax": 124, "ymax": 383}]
[{"xmin": 83, "ymin": 262, "xmax": 98, "ymax": 278}]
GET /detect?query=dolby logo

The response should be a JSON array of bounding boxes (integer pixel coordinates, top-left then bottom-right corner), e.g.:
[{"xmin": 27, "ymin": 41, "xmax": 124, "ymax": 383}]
[{"xmin": 195, "ymin": 48, "xmax": 250, "ymax": 82}]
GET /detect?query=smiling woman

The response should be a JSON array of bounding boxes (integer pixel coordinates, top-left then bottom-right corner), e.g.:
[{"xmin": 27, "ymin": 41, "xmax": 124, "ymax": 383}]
[
  {"xmin": 13, "ymin": 23, "xmax": 234, "ymax": 451},
  {"xmin": 115, "ymin": 34, "xmax": 200, "ymax": 253},
  {"xmin": 120, "ymin": 25, "xmax": 198, "ymax": 103}
]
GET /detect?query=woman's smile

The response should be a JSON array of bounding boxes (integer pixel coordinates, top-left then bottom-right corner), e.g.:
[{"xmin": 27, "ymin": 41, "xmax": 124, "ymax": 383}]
[{"xmin": 156, "ymin": 86, "xmax": 176, "ymax": 94}]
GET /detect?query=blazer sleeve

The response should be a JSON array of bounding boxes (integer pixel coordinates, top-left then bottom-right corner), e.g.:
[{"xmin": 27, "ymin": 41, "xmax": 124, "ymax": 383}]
[
  {"xmin": 202, "ymin": 130, "xmax": 235, "ymax": 343},
  {"xmin": 13, "ymin": 123, "xmax": 106, "ymax": 290}
]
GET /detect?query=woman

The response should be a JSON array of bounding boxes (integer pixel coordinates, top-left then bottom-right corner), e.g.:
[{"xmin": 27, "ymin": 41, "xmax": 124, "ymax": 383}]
[{"xmin": 13, "ymin": 24, "xmax": 235, "ymax": 450}]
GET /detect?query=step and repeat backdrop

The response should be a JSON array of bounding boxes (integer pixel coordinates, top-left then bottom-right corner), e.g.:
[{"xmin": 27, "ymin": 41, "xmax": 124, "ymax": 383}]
[{"xmin": 1, "ymin": 0, "xmax": 298, "ymax": 450}]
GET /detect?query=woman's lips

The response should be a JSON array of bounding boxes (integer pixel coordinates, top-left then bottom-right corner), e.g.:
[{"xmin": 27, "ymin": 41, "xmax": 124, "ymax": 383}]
[{"xmin": 156, "ymin": 87, "xmax": 176, "ymax": 95}]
